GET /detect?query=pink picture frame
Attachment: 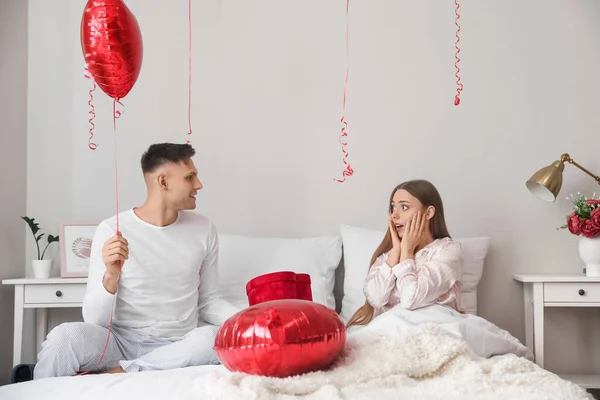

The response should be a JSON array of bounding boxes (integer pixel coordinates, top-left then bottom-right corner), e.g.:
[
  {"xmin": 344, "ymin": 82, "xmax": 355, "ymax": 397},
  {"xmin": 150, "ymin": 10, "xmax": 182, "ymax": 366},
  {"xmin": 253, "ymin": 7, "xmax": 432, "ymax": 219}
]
[{"xmin": 60, "ymin": 221, "xmax": 99, "ymax": 278}]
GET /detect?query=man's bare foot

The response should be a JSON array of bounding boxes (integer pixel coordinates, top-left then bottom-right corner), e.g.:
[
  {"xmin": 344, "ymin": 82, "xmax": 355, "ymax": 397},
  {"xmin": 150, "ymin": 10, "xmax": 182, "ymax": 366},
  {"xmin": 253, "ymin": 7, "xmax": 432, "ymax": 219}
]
[{"xmin": 101, "ymin": 366, "xmax": 126, "ymax": 374}]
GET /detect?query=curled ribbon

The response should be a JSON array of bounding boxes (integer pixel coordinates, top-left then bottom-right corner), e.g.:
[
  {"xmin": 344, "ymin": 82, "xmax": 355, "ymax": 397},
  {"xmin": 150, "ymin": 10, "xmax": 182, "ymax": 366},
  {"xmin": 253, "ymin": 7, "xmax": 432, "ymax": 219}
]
[
  {"xmin": 87, "ymin": 81, "xmax": 98, "ymax": 150},
  {"xmin": 113, "ymin": 99, "xmax": 125, "ymax": 120},
  {"xmin": 334, "ymin": 0, "xmax": 354, "ymax": 183},
  {"xmin": 454, "ymin": 0, "xmax": 463, "ymax": 106},
  {"xmin": 84, "ymin": 65, "xmax": 98, "ymax": 150},
  {"xmin": 186, "ymin": 0, "xmax": 193, "ymax": 144}
]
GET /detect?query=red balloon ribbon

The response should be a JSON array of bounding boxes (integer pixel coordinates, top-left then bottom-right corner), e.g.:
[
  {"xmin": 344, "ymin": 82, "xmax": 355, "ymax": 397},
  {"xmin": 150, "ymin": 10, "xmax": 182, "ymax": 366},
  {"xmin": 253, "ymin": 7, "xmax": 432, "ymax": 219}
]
[
  {"xmin": 87, "ymin": 80, "xmax": 98, "ymax": 151},
  {"xmin": 75, "ymin": 100, "xmax": 123, "ymax": 377},
  {"xmin": 334, "ymin": 0, "xmax": 354, "ymax": 183},
  {"xmin": 454, "ymin": 0, "xmax": 463, "ymax": 106},
  {"xmin": 186, "ymin": 0, "xmax": 193, "ymax": 144}
]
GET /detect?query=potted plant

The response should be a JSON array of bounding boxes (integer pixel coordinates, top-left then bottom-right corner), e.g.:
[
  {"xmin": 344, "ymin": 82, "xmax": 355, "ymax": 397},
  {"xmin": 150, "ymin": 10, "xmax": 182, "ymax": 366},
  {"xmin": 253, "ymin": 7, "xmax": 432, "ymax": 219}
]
[
  {"xmin": 21, "ymin": 216, "xmax": 59, "ymax": 279},
  {"xmin": 559, "ymin": 193, "xmax": 600, "ymax": 276}
]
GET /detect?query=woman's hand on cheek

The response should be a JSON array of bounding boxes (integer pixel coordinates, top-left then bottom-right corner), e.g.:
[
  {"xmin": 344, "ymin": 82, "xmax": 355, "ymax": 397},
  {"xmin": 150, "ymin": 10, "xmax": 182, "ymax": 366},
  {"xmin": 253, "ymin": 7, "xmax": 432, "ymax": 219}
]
[
  {"xmin": 387, "ymin": 215, "xmax": 401, "ymax": 266},
  {"xmin": 400, "ymin": 212, "xmax": 427, "ymax": 259}
]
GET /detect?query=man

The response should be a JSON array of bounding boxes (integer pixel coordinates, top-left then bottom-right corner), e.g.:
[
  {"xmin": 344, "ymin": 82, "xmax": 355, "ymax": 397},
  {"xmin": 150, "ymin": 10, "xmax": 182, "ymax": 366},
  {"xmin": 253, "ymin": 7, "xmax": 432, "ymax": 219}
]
[{"xmin": 34, "ymin": 143, "xmax": 240, "ymax": 379}]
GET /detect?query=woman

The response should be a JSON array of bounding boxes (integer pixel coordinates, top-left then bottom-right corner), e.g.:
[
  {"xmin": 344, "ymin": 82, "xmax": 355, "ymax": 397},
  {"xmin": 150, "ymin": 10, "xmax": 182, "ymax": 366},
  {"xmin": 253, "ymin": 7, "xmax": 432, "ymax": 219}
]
[{"xmin": 347, "ymin": 179, "xmax": 463, "ymax": 328}]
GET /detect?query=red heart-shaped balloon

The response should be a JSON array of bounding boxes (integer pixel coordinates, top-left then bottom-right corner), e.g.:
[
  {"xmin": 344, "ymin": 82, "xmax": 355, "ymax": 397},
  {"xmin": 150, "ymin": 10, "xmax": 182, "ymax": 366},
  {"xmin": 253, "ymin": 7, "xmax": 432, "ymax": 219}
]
[
  {"xmin": 80, "ymin": 0, "xmax": 143, "ymax": 99},
  {"xmin": 214, "ymin": 299, "xmax": 346, "ymax": 378}
]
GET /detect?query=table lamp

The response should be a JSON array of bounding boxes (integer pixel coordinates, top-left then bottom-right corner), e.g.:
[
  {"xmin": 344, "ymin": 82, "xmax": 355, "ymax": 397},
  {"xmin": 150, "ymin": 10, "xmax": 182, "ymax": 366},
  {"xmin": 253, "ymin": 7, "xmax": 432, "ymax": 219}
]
[{"xmin": 526, "ymin": 153, "xmax": 600, "ymax": 202}]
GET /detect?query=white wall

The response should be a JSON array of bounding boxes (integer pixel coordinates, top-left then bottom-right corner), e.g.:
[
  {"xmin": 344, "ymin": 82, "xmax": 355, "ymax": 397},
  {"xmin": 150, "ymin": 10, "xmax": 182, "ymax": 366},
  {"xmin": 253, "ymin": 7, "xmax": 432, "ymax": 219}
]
[
  {"xmin": 27, "ymin": 0, "xmax": 600, "ymax": 374},
  {"xmin": 0, "ymin": 0, "xmax": 28, "ymax": 384}
]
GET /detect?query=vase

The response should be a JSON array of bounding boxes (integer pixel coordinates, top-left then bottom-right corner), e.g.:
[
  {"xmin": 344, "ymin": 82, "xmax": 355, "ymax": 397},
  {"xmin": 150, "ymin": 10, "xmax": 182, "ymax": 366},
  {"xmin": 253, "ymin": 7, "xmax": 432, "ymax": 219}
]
[
  {"xmin": 578, "ymin": 236, "xmax": 600, "ymax": 277},
  {"xmin": 32, "ymin": 260, "xmax": 52, "ymax": 279}
]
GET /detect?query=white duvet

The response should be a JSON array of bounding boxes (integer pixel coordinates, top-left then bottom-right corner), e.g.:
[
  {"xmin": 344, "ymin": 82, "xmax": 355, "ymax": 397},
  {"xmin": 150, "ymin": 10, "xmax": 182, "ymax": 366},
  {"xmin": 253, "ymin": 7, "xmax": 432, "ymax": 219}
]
[{"xmin": 1, "ymin": 305, "xmax": 592, "ymax": 400}]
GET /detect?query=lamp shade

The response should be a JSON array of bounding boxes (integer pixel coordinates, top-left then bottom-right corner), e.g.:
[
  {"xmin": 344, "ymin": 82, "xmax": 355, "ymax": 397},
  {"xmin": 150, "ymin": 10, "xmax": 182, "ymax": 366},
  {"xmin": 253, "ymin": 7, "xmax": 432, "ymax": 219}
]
[{"xmin": 526, "ymin": 160, "xmax": 564, "ymax": 202}]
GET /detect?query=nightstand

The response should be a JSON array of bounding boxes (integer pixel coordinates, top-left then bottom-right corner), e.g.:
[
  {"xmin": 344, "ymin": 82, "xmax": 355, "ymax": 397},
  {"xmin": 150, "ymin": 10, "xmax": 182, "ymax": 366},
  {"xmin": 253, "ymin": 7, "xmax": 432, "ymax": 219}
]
[
  {"xmin": 513, "ymin": 273, "xmax": 600, "ymax": 389},
  {"xmin": 1, "ymin": 278, "xmax": 87, "ymax": 366}
]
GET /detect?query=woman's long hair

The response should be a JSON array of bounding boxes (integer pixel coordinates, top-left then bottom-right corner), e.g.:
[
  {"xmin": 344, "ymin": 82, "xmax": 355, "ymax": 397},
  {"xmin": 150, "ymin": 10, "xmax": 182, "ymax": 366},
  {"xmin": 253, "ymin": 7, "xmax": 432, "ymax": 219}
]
[{"xmin": 345, "ymin": 180, "xmax": 451, "ymax": 327}]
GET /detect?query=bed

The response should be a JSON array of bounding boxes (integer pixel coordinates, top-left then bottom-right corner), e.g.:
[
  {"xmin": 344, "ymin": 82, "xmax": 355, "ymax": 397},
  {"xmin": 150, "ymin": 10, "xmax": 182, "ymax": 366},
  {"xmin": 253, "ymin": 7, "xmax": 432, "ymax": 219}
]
[{"xmin": 0, "ymin": 224, "xmax": 592, "ymax": 399}]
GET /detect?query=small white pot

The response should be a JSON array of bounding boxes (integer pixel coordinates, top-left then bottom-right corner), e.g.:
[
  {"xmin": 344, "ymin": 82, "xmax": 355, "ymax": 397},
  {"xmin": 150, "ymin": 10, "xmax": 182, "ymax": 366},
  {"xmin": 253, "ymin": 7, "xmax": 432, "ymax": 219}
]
[
  {"xmin": 32, "ymin": 260, "xmax": 52, "ymax": 279},
  {"xmin": 579, "ymin": 236, "xmax": 600, "ymax": 277}
]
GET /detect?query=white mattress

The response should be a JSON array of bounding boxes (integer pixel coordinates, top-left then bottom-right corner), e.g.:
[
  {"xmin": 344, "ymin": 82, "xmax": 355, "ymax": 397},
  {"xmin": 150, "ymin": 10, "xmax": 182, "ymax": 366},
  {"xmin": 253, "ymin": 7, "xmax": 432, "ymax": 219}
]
[
  {"xmin": 1, "ymin": 354, "xmax": 588, "ymax": 400},
  {"xmin": 0, "ymin": 365, "xmax": 231, "ymax": 400},
  {"xmin": 0, "ymin": 306, "xmax": 589, "ymax": 400}
]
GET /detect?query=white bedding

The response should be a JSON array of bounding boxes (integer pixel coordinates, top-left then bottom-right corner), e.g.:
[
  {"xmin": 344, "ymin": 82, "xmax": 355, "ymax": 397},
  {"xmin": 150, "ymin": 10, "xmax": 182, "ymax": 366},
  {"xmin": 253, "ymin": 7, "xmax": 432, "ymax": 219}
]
[
  {"xmin": 350, "ymin": 304, "xmax": 535, "ymax": 361},
  {"xmin": 1, "ymin": 306, "xmax": 591, "ymax": 400}
]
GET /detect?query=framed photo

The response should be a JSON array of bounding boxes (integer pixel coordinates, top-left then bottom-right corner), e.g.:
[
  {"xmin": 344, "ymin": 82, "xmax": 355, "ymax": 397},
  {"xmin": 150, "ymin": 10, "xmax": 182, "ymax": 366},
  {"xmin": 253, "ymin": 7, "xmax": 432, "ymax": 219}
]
[{"xmin": 60, "ymin": 222, "xmax": 99, "ymax": 278}]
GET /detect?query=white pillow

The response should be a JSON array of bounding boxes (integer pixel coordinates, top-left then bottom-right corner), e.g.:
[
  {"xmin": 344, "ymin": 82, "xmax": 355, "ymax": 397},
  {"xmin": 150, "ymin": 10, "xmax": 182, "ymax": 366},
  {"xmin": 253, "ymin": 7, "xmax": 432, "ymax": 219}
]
[
  {"xmin": 217, "ymin": 234, "xmax": 342, "ymax": 311},
  {"xmin": 339, "ymin": 224, "xmax": 490, "ymax": 321}
]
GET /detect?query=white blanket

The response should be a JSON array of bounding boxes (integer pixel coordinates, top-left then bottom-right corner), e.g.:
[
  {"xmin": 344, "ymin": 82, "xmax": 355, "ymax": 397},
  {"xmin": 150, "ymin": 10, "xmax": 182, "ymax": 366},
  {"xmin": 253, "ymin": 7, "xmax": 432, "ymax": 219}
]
[
  {"xmin": 1, "ymin": 306, "xmax": 591, "ymax": 400},
  {"xmin": 350, "ymin": 304, "xmax": 535, "ymax": 361}
]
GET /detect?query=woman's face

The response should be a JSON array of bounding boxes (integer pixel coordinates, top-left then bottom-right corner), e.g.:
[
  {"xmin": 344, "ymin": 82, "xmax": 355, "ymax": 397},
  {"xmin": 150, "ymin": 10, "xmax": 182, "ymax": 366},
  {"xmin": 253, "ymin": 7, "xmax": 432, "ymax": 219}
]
[{"xmin": 390, "ymin": 189, "xmax": 426, "ymax": 238}]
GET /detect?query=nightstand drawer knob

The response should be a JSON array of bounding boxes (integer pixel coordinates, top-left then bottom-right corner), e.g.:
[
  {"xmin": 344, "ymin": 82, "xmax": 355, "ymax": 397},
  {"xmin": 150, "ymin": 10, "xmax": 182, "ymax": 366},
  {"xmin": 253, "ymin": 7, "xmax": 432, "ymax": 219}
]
[
  {"xmin": 55, "ymin": 290, "xmax": 62, "ymax": 297},
  {"xmin": 578, "ymin": 289, "xmax": 586, "ymax": 296}
]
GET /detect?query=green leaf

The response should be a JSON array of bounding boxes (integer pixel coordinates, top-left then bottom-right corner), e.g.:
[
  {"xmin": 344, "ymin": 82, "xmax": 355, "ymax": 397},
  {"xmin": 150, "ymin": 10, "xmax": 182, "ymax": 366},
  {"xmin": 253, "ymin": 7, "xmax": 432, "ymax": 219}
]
[
  {"xmin": 21, "ymin": 216, "xmax": 40, "ymax": 235},
  {"xmin": 47, "ymin": 235, "xmax": 59, "ymax": 243},
  {"xmin": 579, "ymin": 210, "xmax": 592, "ymax": 219},
  {"xmin": 36, "ymin": 233, "xmax": 45, "ymax": 243}
]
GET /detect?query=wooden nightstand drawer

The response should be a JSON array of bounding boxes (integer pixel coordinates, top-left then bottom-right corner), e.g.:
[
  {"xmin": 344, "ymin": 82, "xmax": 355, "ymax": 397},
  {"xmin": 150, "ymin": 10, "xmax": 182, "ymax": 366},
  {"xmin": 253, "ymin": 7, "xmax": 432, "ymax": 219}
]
[
  {"xmin": 24, "ymin": 284, "xmax": 86, "ymax": 304},
  {"xmin": 544, "ymin": 282, "xmax": 600, "ymax": 303}
]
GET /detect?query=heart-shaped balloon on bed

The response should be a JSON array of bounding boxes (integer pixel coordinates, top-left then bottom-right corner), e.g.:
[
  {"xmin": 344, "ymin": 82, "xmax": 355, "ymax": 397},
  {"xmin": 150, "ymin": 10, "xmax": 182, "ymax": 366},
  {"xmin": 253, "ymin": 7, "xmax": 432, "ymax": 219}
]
[{"xmin": 214, "ymin": 299, "xmax": 346, "ymax": 378}]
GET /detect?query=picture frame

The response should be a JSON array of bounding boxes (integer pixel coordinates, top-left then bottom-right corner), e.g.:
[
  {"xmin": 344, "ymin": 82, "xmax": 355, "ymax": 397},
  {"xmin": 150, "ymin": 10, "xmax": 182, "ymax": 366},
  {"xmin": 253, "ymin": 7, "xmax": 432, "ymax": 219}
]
[{"xmin": 59, "ymin": 222, "xmax": 99, "ymax": 278}]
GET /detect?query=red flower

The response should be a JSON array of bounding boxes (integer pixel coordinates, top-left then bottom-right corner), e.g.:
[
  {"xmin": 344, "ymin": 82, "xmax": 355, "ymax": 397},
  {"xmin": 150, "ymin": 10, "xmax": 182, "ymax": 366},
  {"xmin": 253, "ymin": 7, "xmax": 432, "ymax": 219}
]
[
  {"xmin": 568, "ymin": 213, "xmax": 581, "ymax": 235},
  {"xmin": 581, "ymin": 219, "xmax": 600, "ymax": 238},
  {"xmin": 591, "ymin": 208, "xmax": 600, "ymax": 229},
  {"xmin": 587, "ymin": 199, "xmax": 600, "ymax": 206}
]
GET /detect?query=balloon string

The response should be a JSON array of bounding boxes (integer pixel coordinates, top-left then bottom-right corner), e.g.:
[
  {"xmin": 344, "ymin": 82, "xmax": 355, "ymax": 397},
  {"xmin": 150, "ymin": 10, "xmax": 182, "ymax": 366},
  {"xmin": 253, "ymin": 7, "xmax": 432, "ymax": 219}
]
[
  {"xmin": 114, "ymin": 99, "xmax": 125, "ymax": 122},
  {"xmin": 75, "ymin": 101, "xmax": 122, "ymax": 376},
  {"xmin": 186, "ymin": 0, "xmax": 193, "ymax": 144},
  {"xmin": 334, "ymin": 0, "xmax": 354, "ymax": 183},
  {"xmin": 113, "ymin": 98, "xmax": 122, "ymax": 234},
  {"xmin": 74, "ymin": 277, "xmax": 119, "ymax": 376},
  {"xmin": 87, "ymin": 81, "xmax": 98, "ymax": 150},
  {"xmin": 454, "ymin": 0, "xmax": 463, "ymax": 106}
]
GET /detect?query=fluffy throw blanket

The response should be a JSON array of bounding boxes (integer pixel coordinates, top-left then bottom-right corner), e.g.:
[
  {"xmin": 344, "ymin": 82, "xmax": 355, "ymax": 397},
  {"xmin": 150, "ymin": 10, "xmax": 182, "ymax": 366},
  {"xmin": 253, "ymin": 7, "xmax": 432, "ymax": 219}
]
[{"xmin": 203, "ymin": 306, "xmax": 591, "ymax": 400}]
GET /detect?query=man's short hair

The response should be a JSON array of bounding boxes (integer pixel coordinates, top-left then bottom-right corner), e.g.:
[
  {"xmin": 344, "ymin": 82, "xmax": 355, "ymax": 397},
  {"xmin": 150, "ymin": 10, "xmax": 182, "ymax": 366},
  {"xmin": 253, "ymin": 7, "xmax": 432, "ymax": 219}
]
[{"xmin": 140, "ymin": 143, "xmax": 196, "ymax": 174}]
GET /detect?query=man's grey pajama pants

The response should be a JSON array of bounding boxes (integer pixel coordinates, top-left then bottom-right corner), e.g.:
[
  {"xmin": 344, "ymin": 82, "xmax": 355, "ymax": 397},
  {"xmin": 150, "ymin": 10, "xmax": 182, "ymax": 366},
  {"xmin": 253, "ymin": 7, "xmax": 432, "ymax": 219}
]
[{"xmin": 33, "ymin": 322, "xmax": 220, "ymax": 379}]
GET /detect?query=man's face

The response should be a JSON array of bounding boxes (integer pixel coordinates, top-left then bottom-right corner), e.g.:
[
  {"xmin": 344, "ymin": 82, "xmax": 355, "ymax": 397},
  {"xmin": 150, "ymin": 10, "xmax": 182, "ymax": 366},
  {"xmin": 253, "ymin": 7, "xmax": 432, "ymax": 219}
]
[{"xmin": 163, "ymin": 159, "xmax": 203, "ymax": 211}]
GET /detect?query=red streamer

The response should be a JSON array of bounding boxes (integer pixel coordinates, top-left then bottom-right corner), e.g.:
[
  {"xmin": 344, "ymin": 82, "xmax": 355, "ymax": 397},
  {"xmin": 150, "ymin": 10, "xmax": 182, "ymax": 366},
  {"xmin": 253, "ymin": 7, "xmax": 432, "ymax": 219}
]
[
  {"xmin": 87, "ymin": 81, "xmax": 98, "ymax": 150},
  {"xmin": 113, "ymin": 99, "xmax": 125, "ymax": 122},
  {"xmin": 334, "ymin": 0, "xmax": 354, "ymax": 183},
  {"xmin": 186, "ymin": 0, "xmax": 193, "ymax": 144},
  {"xmin": 454, "ymin": 0, "xmax": 463, "ymax": 106}
]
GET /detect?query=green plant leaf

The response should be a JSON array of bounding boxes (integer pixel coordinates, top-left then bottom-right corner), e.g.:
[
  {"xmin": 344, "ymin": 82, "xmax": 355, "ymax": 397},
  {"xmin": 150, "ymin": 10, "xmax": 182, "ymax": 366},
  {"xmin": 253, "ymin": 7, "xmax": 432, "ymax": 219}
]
[
  {"xmin": 21, "ymin": 216, "xmax": 40, "ymax": 235},
  {"xmin": 47, "ymin": 235, "xmax": 59, "ymax": 243},
  {"xmin": 36, "ymin": 233, "xmax": 45, "ymax": 243},
  {"xmin": 22, "ymin": 216, "xmax": 42, "ymax": 259}
]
